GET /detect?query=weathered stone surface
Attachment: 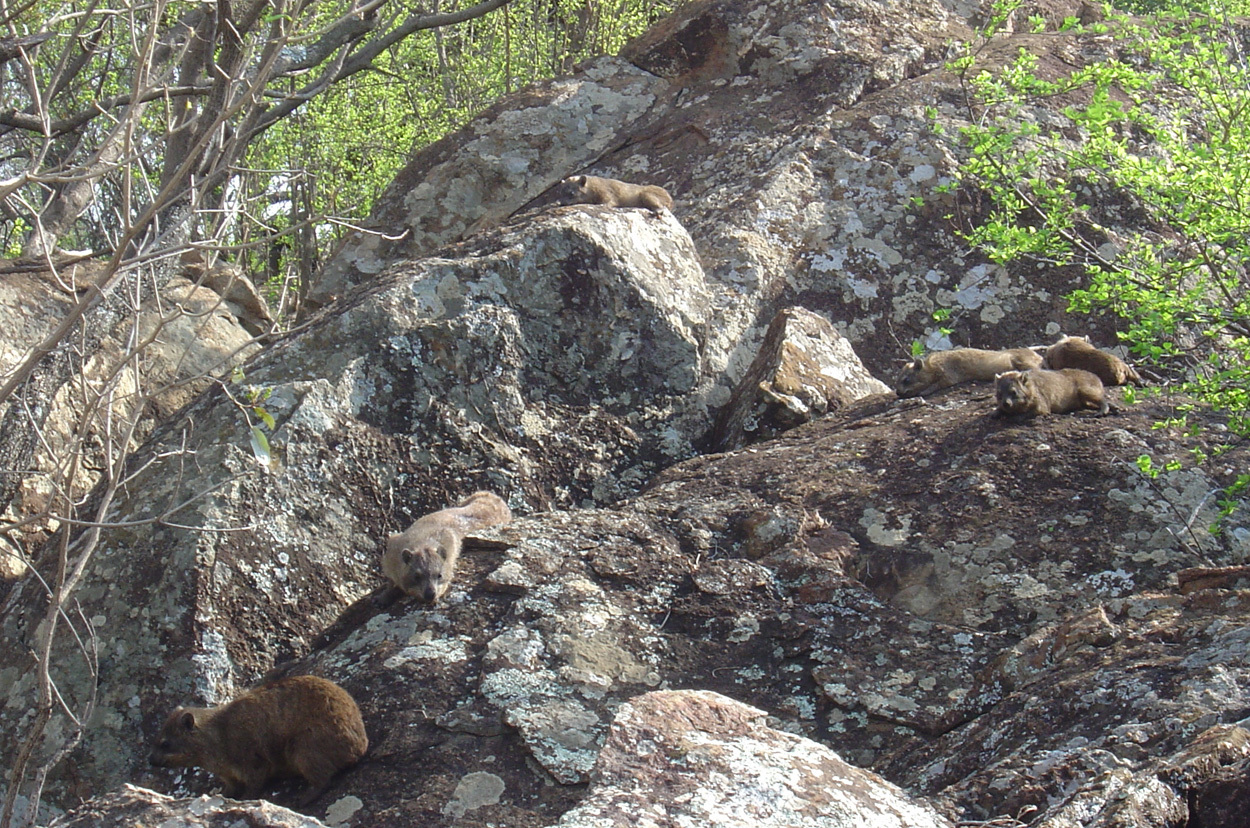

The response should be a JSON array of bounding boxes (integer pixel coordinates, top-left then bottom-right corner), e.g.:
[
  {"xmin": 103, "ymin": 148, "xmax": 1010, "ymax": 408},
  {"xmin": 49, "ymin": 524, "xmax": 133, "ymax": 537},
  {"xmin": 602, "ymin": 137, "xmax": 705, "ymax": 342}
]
[
  {"xmin": 712, "ymin": 306, "xmax": 891, "ymax": 451},
  {"xmin": 554, "ymin": 690, "xmax": 953, "ymax": 828},
  {"xmin": 1189, "ymin": 753, "xmax": 1250, "ymax": 828},
  {"xmin": 311, "ymin": 59, "xmax": 669, "ymax": 308},
  {"xmin": 311, "ymin": 0, "xmax": 1127, "ymax": 405},
  {"xmin": 3, "ymin": 0, "xmax": 1250, "ymax": 826},
  {"xmin": 187, "ymin": 258, "xmax": 276, "ymax": 336},
  {"xmin": 0, "ymin": 259, "xmax": 258, "ymax": 573},
  {"xmin": 47, "ymin": 785, "xmax": 331, "ymax": 827}
]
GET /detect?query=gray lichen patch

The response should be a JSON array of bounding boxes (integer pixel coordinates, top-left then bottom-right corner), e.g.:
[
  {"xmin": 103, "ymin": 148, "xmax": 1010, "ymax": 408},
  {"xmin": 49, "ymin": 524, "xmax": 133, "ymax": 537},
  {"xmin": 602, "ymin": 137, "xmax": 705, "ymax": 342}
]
[{"xmin": 440, "ymin": 772, "xmax": 505, "ymax": 819}]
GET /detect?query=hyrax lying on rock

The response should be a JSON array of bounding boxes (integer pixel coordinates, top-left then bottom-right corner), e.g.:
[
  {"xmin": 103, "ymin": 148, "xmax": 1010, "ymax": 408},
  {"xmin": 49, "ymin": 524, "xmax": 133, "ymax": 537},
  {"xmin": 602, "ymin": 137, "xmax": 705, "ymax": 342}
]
[
  {"xmin": 1043, "ymin": 334, "xmax": 1142, "ymax": 386},
  {"xmin": 893, "ymin": 347, "xmax": 1043, "ymax": 398},
  {"xmin": 994, "ymin": 368, "xmax": 1110, "ymax": 417},
  {"xmin": 383, "ymin": 491, "xmax": 512, "ymax": 603},
  {"xmin": 553, "ymin": 174, "xmax": 673, "ymax": 214},
  {"xmin": 149, "ymin": 675, "xmax": 367, "ymax": 805}
]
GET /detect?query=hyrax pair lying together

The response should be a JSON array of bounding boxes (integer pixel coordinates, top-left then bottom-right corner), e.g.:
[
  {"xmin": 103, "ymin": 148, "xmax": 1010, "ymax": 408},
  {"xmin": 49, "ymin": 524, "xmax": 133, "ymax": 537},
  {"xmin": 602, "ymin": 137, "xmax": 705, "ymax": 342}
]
[{"xmin": 894, "ymin": 335, "xmax": 1141, "ymax": 417}]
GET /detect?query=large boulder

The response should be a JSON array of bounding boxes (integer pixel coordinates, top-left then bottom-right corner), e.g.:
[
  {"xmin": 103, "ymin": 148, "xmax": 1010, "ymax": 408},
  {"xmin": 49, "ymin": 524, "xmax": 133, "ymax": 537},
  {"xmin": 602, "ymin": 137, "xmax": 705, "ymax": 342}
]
[
  {"xmin": 3, "ymin": 0, "xmax": 1250, "ymax": 827},
  {"xmin": 0, "ymin": 258, "xmax": 260, "ymax": 577},
  {"xmin": 555, "ymin": 690, "xmax": 954, "ymax": 828}
]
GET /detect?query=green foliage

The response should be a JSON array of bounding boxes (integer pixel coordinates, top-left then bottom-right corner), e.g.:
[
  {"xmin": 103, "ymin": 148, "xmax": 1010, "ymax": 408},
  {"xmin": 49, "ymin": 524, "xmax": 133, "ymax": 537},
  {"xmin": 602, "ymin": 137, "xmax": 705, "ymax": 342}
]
[
  {"xmin": 227, "ymin": 366, "xmax": 276, "ymax": 464},
  {"xmin": 1, "ymin": 0, "xmax": 674, "ymax": 320},
  {"xmin": 910, "ymin": 307, "xmax": 956, "ymax": 356},
  {"xmin": 242, "ymin": 0, "xmax": 676, "ymax": 295},
  {"xmin": 946, "ymin": 0, "xmax": 1250, "ymax": 524}
]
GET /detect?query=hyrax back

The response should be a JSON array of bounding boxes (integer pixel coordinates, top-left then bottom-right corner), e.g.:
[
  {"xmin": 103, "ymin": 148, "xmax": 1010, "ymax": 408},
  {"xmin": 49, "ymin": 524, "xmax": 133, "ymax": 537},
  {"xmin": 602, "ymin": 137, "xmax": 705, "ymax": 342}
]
[
  {"xmin": 994, "ymin": 368, "xmax": 1109, "ymax": 417},
  {"xmin": 893, "ymin": 347, "xmax": 1043, "ymax": 398},
  {"xmin": 149, "ymin": 675, "xmax": 367, "ymax": 804},
  {"xmin": 1043, "ymin": 334, "xmax": 1142, "ymax": 386},
  {"xmin": 554, "ymin": 175, "xmax": 673, "ymax": 214},
  {"xmin": 383, "ymin": 491, "xmax": 512, "ymax": 603}
]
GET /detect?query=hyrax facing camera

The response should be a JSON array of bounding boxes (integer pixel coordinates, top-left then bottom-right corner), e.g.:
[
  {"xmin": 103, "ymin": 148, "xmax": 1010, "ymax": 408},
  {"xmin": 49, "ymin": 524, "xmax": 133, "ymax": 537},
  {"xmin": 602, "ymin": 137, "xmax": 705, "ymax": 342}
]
[
  {"xmin": 994, "ymin": 368, "xmax": 1109, "ymax": 417},
  {"xmin": 383, "ymin": 491, "xmax": 512, "ymax": 603}
]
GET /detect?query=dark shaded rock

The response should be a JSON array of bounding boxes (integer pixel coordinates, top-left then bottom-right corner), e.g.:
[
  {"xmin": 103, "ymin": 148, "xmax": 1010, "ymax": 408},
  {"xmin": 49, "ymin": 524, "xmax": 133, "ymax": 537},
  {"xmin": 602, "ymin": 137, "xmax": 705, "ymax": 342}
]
[
  {"xmin": 1189, "ymin": 754, "xmax": 1250, "ymax": 828},
  {"xmin": 711, "ymin": 306, "xmax": 890, "ymax": 451},
  {"xmin": 1177, "ymin": 565, "xmax": 1250, "ymax": 594}
]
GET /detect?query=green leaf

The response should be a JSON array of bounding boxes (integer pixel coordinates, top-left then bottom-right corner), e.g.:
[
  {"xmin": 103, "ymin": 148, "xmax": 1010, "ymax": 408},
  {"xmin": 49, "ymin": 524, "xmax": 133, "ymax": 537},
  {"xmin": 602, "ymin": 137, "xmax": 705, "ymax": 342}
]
[
  {"xmin": 249, "ymin": 426, "xmax": 272, "ymax": 466},
  {"xmin": 255, "ymin": 407, "xmax": 277, "ymax": 431}
]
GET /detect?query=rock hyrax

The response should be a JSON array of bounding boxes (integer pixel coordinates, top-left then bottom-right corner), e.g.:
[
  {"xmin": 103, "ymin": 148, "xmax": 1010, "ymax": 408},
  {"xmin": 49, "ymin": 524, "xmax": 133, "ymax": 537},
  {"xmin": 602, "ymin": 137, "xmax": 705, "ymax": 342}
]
[
  {"xmin": 149, "ymin": 675, "xmax": 367, "ymax": 805},
  {"xmin": 1043, "ymin": 334, "xmax": 1142, "ymax": 386},
  {"xmin": 383, "ymin": 490, "xmax": 512, "ymax": 603},
  {"xmin": 894, "ymin": 347, "xmax": 1043, "ymax": 398},
  {"xmin": 553, "ymin": 174, "xmax": 673, "ymax": 214},
  {"xmin": 994, "ymin": 368, "xmax": 1109, "ymax": 417}
]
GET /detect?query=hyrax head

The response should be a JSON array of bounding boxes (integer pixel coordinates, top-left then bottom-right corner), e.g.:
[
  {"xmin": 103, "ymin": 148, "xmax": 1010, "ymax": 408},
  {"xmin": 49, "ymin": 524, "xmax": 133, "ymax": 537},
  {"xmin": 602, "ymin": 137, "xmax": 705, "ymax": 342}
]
[
  {"xmin": 994, "ymin": 370, "xmax": 1031, "ymax": 413},
  {"xmin": 393, "ymin": 529, "xmax": 458, "ymax": 603},
  {"xmin": 554, "ymin": 175, "xmax": 591, "ymax": 203},
  {"xmin": 893, "ymin": 357, "xmax": 930, "ymax": 396},
  {"xmin": 149, "ymin": 707, "xmax": 204, "ymax": 768}
]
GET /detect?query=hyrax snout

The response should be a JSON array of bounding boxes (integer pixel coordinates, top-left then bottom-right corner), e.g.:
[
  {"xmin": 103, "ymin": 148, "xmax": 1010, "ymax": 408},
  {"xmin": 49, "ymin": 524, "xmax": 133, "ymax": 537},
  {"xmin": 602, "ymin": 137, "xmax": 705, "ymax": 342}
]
[
  {"xmin": 149, "ymin": 675, "xmax": 367, "ymax": 805},
  {"xmin": 553, "ymin": 174, "xmax": 673, "ymax": 214},
  {"xmin": 383, "ymin": 491, "xmax": 512, "ymax": 603},
  {"xmin": 893, "ymin": 347, "xmax": 1043, "ymax": 398},
  {"xmin": 1043, "ymin": 334, "xmax": 1142, "ymax": 386},
  {"xmin": 994, "ymin": 368, "xmax": 1109, "ymax": 417}
]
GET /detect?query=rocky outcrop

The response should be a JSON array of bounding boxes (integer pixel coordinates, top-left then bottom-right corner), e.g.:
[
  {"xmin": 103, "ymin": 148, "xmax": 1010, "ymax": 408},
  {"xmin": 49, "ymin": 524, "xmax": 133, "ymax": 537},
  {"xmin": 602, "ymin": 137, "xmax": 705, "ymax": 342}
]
[
  {"xmin": 311, "ymin": 0, "xmax": 1122, "ymax": 389},
  {"xmin": 3, "ymin": 0, "xmax": 1250, "ymax": 826},
  {"xmin": 555, "ymin": 690, "xmax": 953, "ymax": 828},
  {"xmin": 712, "ymin": 306, "xmax": 890, "ymax": 451},
  {"xmin": 0, "ymin": 258, "xmax": 260, "ymax": 575},
  {"xmin": 47, "ymin": 785, "xmax": 332, "ymax": 827}
]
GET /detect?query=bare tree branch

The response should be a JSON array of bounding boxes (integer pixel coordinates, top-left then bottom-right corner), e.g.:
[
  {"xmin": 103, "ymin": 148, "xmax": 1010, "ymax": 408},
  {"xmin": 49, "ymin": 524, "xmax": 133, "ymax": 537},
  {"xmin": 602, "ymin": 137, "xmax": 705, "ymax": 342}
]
[
  {"xmin": 0, "ymin": 86, "xmax": 209, "ymax": 136},
  {"xmin": 250, "ymin": 0, "xmax": 515, "ymax": 137}
]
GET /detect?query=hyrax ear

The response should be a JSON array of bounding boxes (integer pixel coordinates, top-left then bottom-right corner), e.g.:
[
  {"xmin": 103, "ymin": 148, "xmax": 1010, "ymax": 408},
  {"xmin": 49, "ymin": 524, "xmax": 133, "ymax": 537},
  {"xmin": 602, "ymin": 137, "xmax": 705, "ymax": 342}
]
[
  {"xmin": 574, "ymin": 175, "xmax": 586, "ymax": 185},
  {"xmin": 401, "ymin": 549, "xmax": 413, "ymax": 565},
  {"xmin": 912, "ymin": 358, "xmax": 925, "ymax": 370},
  {"xmin": 179, "ymin": 710, "xmax": 196, "ymax": 731}
]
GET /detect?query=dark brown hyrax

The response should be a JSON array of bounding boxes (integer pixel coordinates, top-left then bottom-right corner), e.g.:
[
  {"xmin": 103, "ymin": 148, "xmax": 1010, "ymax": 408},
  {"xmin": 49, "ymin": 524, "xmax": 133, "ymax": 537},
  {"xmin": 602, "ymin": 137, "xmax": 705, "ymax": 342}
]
[
  {"xmin": 994, "ymin": 368, "xmax": 1110, "ymax": 417},
  {"xmin": 149, "ymin": 675, "xmax": 367, "ymax": 805},
  {"xmin": 383, "ymin": 491, "xmax": 512, "ymax": 603},
  {"xmin": 893, "ymin": 347, "xmax": 1043, "ymax": 398},
  {"xmin": 553, "ymin": 174, "xmax": 673, "ymax": 214},
  {"xmin": 1043, "ymin": 334, "xmax": 1142, "ymax": 386}
]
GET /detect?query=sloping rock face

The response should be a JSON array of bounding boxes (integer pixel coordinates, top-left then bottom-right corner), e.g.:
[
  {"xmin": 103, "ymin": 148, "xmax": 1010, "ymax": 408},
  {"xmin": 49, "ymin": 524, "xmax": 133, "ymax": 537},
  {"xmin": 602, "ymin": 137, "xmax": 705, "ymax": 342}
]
[
  {"xmin": 3, "ymin": 0, "xmax": 1250, "ymax": 828},
  {"xmin": 0, "ymin": 260, "xmax": 259, "ymax": 576},
  {"xmin": 712, "ymin": 306, "xmax": 891, "ymax": 451},
  {"xmin": 312, "ymin": 0, "xmax": 1125, "ymax": 380},
  {"xmin": 554, "ymin": 690, "xmax": 953, "ymax": 828},
  {"xmin": 47, "ymin": 785, "xmax": 331, "ymax": 827}
]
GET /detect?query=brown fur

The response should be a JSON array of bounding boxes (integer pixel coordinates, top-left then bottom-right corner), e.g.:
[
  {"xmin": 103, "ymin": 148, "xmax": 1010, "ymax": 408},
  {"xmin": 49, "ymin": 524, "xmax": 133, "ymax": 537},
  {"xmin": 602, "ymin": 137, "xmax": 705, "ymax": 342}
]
[
  {"xmin": 893, "ymin": 348, "xmax": 1043, "ymax": 398},
  {"xmin": 383, "ymin": 491, "xmax": 512, "ymax": 602},
  {"xmin": 149, "ymin": 675, "xmax": 367, "ymax": 805},
  {"xmin": 994, "ymin": 368, "xmax": 1109, "ymax": 417},
  {"xmin": 1043, "ymin": 334, "xmax": 1141, "ymax": 386},
  {"xmin": 554, "ymin": 175, "xmax": 673, "ymax": 214}
]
